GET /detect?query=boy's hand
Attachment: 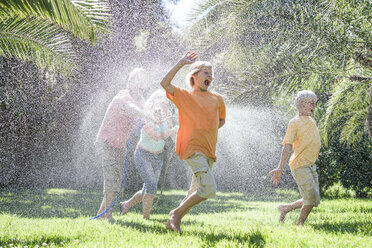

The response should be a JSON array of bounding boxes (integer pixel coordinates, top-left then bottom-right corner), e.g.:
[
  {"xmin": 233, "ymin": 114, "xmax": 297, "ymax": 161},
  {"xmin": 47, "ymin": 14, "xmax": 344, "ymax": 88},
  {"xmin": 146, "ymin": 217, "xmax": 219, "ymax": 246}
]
[
  {"xmin": 160, "ymin": 51, "xmax": 198, "ymax": 95},
  {"xmin": 180, "ymin": 51, "xmax": 198, "ymax": 65},
  {"xmin": 269, "ymin": 169, "xmax": 282, "ymax": 186}
]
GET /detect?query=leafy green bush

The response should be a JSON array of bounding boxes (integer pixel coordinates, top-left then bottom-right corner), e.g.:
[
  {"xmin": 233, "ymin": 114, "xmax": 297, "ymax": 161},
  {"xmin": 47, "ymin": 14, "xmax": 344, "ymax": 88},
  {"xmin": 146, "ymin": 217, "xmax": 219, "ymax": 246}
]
[
  {"xmin": 323, "ymin": 182, "xmax": 356, "ymax": 199},
  {"xmin": 318, "ymin": 134, "xmax": 372, "ymax": 198}
]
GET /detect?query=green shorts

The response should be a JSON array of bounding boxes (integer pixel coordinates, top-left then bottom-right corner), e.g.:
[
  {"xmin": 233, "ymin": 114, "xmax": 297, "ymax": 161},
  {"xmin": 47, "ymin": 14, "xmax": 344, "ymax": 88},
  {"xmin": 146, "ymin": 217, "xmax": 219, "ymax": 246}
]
[
  {"xmin": 96, "ymin": 139, "xmax": 126, "ymax": 194},
  {"xmin": 291, "ymin": 164, "xmax": 320, "ymax": 206},
  {"xmin": 186, "ymin": 152, "xmax": 216, "ymax": 199}
]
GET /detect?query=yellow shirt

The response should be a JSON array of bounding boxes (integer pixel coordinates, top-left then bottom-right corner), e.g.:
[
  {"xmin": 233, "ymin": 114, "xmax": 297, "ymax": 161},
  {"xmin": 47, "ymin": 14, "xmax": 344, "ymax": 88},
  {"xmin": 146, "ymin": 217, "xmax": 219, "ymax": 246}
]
[
  {"xmin": 283, "ymin": 116, "xmax": 321, "ymax": 170},
  {"xmin": 166, "ymin": 86, "xmax": 226, "ymax": 161}
]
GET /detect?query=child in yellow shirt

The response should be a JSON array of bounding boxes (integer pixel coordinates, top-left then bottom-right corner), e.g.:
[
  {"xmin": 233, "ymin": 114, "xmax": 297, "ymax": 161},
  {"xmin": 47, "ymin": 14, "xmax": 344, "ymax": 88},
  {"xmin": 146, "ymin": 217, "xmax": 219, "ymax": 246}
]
[{"xmin": 269, "ymin": 90, "xmax": 321, "ymax": 225}]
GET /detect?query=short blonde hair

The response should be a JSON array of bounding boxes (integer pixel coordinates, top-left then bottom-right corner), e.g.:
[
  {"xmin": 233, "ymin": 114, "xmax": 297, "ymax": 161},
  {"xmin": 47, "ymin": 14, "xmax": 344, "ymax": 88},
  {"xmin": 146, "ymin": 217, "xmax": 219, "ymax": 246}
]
[
  {"xmin": 295, "ymin": 90, "xmax": 317, "ymax": 109},
  {"xmin": 186, "ymin": 61, "xmax": 213, "ymax": 87}
]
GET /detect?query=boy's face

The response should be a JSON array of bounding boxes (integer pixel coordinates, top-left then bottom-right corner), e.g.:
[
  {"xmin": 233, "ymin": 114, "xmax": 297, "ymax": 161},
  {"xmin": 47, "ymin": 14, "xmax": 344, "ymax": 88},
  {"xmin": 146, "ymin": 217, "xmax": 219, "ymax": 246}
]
[
  {"xmin": 192, "ymin": 68, "xmax": 213, "ymax": 92},
  {"xmin": 299, "ymin": 98, "xmax": 317, "ymax": 116}
]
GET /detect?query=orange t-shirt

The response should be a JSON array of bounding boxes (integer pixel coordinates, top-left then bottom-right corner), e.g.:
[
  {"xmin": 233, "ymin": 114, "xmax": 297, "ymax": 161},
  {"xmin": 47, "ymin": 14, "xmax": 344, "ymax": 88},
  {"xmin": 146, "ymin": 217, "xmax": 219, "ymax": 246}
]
[{"xmin": 166, "ymin": 86, "xmax": 226, "ymax": 161}]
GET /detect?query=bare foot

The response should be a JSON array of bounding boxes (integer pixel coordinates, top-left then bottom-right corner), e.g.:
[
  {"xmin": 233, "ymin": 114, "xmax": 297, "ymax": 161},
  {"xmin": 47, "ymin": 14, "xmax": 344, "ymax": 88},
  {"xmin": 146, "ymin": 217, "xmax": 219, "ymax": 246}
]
[
  {"xmin": 278, "ymin": 205, "xmax": 290, "ymax": 223},
  {"xmin": 120, "ymin": 201, "xmax": 130, "ymax": 215},
  {"xmin": 165, "ymin": 220, "xmax": 174, "ymax": 232},
  {"xmin": 165, "ymin": 213, "xmax": 182, "ymax": 234}
]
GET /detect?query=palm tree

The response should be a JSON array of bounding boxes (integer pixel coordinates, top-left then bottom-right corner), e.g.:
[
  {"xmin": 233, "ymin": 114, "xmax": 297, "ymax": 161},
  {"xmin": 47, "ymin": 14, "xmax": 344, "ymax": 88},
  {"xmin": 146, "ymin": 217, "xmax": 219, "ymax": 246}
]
[
  {"xmin": 187, "ymin": 0, "xmax": 371, "ymax": 143},
  {"xmin": 0, "ymin": 0, "xmax": 111, "ymax": 75}
]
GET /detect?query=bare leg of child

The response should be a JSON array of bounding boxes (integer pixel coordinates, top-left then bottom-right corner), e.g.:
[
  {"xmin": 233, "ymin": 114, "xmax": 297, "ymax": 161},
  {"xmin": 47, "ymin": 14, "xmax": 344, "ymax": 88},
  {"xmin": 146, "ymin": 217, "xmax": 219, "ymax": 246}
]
[
  {"xmin": 97, "ymin": 192, "xmax": 116, "ymax": 222},
  {"xmin": 166, "ymin": 192, "xmax": 206, "ymax": 234},
  {"xmin": 181, "ymin": 174, "xmax": 198, "ymax": 204},
  {"xmin": 278, "ymin": 199, "xmax": 303, "ymax": 223},
  {"xmin": 120, "ymin": 191, "xmax": 142, "ymax": 215},
  {"xmin": 142, "ymin": 193, "xmax": 155, "ymax": 219},
  {"xmin": 297, "ymin": 205, "xmax": 314, "ymax": 225}
]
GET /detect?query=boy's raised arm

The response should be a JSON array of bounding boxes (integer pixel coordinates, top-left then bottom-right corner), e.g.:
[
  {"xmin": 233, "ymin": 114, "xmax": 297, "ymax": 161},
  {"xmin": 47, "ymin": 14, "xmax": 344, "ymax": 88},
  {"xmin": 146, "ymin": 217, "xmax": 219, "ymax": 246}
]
[{"xmin": 160, "ymin": 51, "xmax": 198, "ymax": 95}]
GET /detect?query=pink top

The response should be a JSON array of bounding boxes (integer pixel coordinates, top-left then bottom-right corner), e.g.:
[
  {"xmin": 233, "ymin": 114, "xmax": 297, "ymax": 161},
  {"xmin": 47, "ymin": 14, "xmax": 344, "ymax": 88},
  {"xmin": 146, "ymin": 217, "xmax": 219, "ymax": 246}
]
[{"xmin": 96, "ymin": 89, "xmax": 143, "ymax": 149}]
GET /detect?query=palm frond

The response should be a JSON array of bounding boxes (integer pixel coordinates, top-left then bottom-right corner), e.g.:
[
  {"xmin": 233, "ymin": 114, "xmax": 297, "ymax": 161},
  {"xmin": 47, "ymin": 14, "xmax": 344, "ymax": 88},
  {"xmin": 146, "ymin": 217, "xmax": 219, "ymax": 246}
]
[
  {"xmin": 340, "ymin": 108, "xmax": 369, "ymax": 144},
  {"xmin": 0, "ymin": 0, "xmax": 111, "ymax": 45},
  {"xmin": 322, "ymin": 79, "xmax": 370, "ymax": 145},
  {"xmin": 191, "ymin": 0, "xmax": 255, "ymax": 18},
  {"xmin": 0, "ymin": 17, "xmax": 77, "ymax": 75}
]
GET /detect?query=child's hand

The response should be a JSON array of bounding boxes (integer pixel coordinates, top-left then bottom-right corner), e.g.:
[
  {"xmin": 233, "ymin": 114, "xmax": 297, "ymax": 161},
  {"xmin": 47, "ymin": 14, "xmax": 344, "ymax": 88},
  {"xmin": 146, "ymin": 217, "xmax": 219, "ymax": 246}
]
[
  {"xmin": 180, "ymin": 51, "xmax": 198, "ymax": 65},
  {"xmin": 269, "ymin": 168, "xmax": 282, "ymax": 186}
]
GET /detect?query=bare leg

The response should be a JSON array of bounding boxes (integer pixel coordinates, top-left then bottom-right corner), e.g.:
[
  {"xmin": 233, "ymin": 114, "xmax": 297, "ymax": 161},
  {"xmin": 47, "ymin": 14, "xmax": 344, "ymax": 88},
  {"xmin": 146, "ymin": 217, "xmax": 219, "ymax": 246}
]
[
  {"xmin": 166, "ymin": 192, "xmax": 206, "ymax": 234},
  {"xmin": 278, "ymin": 199, "xmax": 303, "ymax": 223},
  {"xmin": 297, "ymin": 205, "xmax": 314, "ymax": 225},
  {"xmin": 142, "ymin": 193, "xmax": 155, "ymax": 219},
  {"xmin": 97, "ymin": 192, "xmax": 117, "ymax": 222},
  {"xmin": 181, "ymin": 174, "xmax": 198, "ymax": 204},
  {"xmin": 120, "ymin": 191, "xmax": 142, "ymax": 215}
]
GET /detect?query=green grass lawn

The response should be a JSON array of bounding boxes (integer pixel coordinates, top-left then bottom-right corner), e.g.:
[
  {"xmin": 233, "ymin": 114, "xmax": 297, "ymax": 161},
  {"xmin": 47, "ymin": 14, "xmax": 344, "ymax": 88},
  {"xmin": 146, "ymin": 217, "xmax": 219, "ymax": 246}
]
[{"xmin": 0, "ymin": 187, "xmax": 371, "ymax": 247}]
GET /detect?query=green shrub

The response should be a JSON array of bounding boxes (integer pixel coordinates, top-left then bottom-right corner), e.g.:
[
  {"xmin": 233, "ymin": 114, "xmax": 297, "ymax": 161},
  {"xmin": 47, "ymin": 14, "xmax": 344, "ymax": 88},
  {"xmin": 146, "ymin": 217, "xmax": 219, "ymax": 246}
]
[{"xmin": 323, "ymin": 182, "xmax": 356, "ymax": 199}]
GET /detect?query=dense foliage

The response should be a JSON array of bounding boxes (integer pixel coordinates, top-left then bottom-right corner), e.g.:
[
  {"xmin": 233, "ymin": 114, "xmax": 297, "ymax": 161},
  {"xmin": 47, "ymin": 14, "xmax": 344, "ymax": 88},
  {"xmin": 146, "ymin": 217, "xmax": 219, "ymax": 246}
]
[
  {"xmin": 185, "ymin": 0, "xmax": 371, "ymax": 196},
  {"xmin": 0, "ymin": 0, "xmax": 185, "ymax": 189},
  {"xmin": 0, "ymin": 0, "xmax": 111, "ymax": 75},
  {"xmin": 0, "ymin": 0, "xmax": 371, "ymax": 197}
]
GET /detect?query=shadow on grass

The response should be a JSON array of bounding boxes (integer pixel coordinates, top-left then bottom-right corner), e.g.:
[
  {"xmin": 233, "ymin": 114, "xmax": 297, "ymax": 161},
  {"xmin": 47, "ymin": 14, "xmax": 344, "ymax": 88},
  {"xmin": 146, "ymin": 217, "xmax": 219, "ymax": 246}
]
[
  {"xmin": 152, "ymin": 189, "xmax": 297, "ymax": 216},
  {"xmin": 115, "ymin": 218, "xmax": 266, "ymax": 247},
  {"xmin": 0, "ymin": 186, "xmax": 296, "ymax": 219},
  {"xmin": 0, "ymin": 187, "xmax": 188, "ymax": 218},
  {"xmin": 196, "ymin": 229, "xmax": 266, "ymax": 248},
  {"xmin": 311, "ymin": 221, "xmax": 372, "ymax": 236},
  {"xmin": 0, "ymin": 186, "xmax": 102, "ymax": 218},
  {"xmin": 115, "ymin": 219, "xmax": 170, "ymax": 234}
]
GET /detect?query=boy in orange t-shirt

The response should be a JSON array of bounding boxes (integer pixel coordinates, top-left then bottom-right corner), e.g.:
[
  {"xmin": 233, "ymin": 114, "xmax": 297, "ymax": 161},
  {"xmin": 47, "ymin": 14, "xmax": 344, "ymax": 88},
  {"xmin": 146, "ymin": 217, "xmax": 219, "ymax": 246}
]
[{"xmin": 160, "ymin": 51, "xmax": 226, "ymax": 234}]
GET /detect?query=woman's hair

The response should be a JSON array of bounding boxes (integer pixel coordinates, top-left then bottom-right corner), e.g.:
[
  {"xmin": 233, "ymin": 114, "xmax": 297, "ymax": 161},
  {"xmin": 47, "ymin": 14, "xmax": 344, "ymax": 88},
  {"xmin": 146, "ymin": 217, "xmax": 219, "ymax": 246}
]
[
  {"xmin": 127, "ymin": 67, "xmax": 146, "ymax": 89},
  {"xmin": 186, "ymin": 61, "xmax": 213, "ymax": 87},
  {"xmin": 295, "ymin": 90, "xmax": 317, "ymax": 109}
]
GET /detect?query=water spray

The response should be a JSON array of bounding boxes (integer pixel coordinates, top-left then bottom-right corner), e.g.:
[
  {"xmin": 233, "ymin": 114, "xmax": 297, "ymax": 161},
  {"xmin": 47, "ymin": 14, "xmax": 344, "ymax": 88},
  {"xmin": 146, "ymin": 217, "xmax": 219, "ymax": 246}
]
[
  {"xmin": 154, "ymin": 100, "xmax": 177, "ymax": 207},
  {"xmin": 89, "ymin": 120, "xmax": 144, "ymax": 220}
]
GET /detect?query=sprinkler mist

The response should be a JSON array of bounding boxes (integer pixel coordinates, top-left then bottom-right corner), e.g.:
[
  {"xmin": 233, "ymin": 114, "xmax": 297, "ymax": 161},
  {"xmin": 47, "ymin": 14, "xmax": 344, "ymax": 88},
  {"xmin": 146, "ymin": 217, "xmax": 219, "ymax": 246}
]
[{"xmin": 0, "ymin": 0, "xmax": 296, "ymax": 207}]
